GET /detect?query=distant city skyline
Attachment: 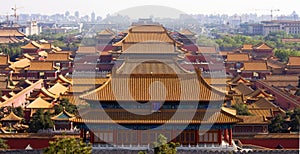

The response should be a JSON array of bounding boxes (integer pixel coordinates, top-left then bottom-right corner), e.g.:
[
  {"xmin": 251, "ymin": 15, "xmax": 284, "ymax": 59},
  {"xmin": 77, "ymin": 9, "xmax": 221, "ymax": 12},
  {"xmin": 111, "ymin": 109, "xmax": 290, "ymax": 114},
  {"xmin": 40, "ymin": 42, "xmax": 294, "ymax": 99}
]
[{"xmin": 0, "ymin": 0, "xmax": 300, "ymax": 19}]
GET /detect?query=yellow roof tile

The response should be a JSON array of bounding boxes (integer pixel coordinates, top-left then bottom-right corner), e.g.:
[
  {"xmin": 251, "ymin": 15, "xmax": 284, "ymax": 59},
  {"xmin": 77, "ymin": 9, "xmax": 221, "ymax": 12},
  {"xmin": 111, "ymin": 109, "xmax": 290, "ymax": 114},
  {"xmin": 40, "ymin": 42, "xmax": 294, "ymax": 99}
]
[
  {"xmin": 48, "ymin": 83, "xmax": 68, "ymax": 96},
  {"xmin": 28, "ymin": 61, "xmax": 54, "ymax": 71},
  {"xmin": 71, "ymin": 108, "xmax": 242, "ymax": 124},
  {"xmin": 227, "ymin": 53, "xmax": 250, "ymax": 62},
  {"xmin": 21, "ymin": 41, "xmax": 41, "ymax": 49},
  {"xmin": 1, "ymin": 111, "xmax": 23, "ymax": 121},
  {"xmin": 26, "ymin": 97, "xmax": 53, "ymax": 109}
]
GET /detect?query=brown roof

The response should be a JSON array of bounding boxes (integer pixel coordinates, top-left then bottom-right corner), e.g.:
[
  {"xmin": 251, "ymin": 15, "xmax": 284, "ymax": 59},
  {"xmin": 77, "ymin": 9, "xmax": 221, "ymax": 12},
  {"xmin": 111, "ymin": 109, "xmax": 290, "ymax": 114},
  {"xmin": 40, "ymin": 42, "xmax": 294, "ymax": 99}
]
[
  {"xmin": 48, "ymin": 83, "xmax": 68, "ymax": 96},
  {"xmin": 1, "ymin": 111, "xmax": 23, "ymax": 121},
  {"xmin": 227, "ymin": 53, "xmax": 250, "ymax": 62},
  {"xmin": 0, "ymin": 36, "xmax": 21, "ymax": 44},
  {"xmin": 40, "ymin": 87, "xmax": 57, "ymax": 99},
  {"xmin": 80, "ymin": 74, "xmax": 226, "ymax": 102},
  {"xmin": 72, "ymin": 108, "xmax": 242, "ymax": 124},
  {"xmin": 26, "ymin": 97, "xmax": 53, "ymax": 109},
  {"xmin": 21, "ymin": 41, "xmax": 41, "ymax": 49},
  {"xmin": 40, "ymin": 43, "xmax": 52, "ymax": 50},
  {"xmin": 227, "ymin": 75, "xmax": 251, "ymax": 85},
  {"xmin": 116, "ymin": 60, "xmax": 189, "ymax": 75},
  {"xmin": 114, "ymin": 25, "xmax": 180, "ymax": 47},
  {"xmin": 267, "ymin": 59, "xmax": 284, "ymax": 68},
  {"xmin": 248, "ymin": 97, "xmax": 279, "ymax": 109},
  {"xmin": 253, "ymin": 42, "xmax": 273, "ymax": 50},
  {"xmin": 248, "ymin": 108, "xmax": 273, "ymax": 118},
  {"xmin": 122, "ymin": 43, "xmax": 175, "ymax": 54},
  {"xmin": 243, "ymin": 61, "xmax": 268, "ymax": 71},
  {"xmin": 233, "ymin": 83, "xmax": 254, "ymax": 95},
  {"xmin": 130, "ymin": 25, "xmax": 166, "ymax": 33},
  {"xmin": 98, "ymin": 29, "xmax": 115, "ymax": 35},
  {"xmin": 122, "ymin": 32, "xmax": 174, "ymax": 43},
  {"xmin": 23, "ymin": 53, "xmax": 35, "ymax": 60},
  {"xmin": 241, "ymin": 44, "xmax": 253, "ymax": 50},
  {"xmin": 77, "ymin": 46, "xmax": 97, "ymax": 54},
  {"xmin": 69, "ymin": 85, "xmax": 96, "ymax": 93},
  {"xmin": 219, "ymin": 51, "xmax": 234, "ymax": 56},
  {"xmin": 0, "ymin": 55, "xmax": 9, "ymax": 65},
  {"xmin": 69, "ymin": 77, "xmax": 108, "ymax": 85},
  {"xmin": 237, "ymin": 115, "xmax": 269, "ymax": 124},
  {"xmin": 287, "ymin": 56, "xmax": 300, "ymax": 66},
  {"xmin": 246, "ymin": 89, "xmax": 274, "ymax": 101},
  {"xmin": 197, "ymin": 46, "xmax": 217, "ymax": 54},
  {"xmin": 28, "ymin": 61, "xmax": 54, "ymax": 71},
  {"xmin": 38, "ymin": 51, "xmax": 48, "ymax": 57},
  {"xmin": 179, "ymin": 29, "xmax": 196, "ymax": 36},
  {"xmin": 57, "ymin": 75, "xmax": 72, "ymax": 85},
  {"xmin": 46, "ymin": 53, "xmax": 70, "ymax": 61},
  {"xmin": 0, "ymin": 28, "xmax": 25, "ymax": 37},
  {"xmin": 203, "ymin": 77, "xmax": 230, "ymax": 85},
  {"xmin": 9, "ymin": 58, "xmax": 31, "ymax": 70}
]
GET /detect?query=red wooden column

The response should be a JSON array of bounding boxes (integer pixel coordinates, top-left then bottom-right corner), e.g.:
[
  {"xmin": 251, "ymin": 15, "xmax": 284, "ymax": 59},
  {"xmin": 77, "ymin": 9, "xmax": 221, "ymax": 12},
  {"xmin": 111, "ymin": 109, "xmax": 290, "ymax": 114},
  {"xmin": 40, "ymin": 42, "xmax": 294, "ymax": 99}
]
[
  {"xmin": 195, "ymin": 130, "xmax": 199, "ymax": 145},
  {"xmin": 218, "ymin": 129, "xmax": 222, "ymax": 145},
  {"xmin": 83, "ymin": 130, "xmax": 87, "ymax": 142},
  {"xmin": 224, "ymin": 129, "xmax": 228, "ymax": 142},
  {"xmin": 228, "ymin": 128, "xmax": 233, "ymax": 145},
  {"xmin": 90, "ymin": 131, "xmax": 94, "ymax": 144},
  {"xmin": 80, "ymin": 129, "xmax": 84, "ymax": 138}
]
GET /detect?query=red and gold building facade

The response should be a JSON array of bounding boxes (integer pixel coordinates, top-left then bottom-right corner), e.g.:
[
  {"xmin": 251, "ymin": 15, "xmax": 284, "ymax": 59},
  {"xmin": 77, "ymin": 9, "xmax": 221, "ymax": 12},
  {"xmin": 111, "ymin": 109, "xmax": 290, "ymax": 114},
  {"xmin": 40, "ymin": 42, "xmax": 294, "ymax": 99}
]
[{"xmin": 72, "ymin": 25, "xmax": 242, "ymax": 146}]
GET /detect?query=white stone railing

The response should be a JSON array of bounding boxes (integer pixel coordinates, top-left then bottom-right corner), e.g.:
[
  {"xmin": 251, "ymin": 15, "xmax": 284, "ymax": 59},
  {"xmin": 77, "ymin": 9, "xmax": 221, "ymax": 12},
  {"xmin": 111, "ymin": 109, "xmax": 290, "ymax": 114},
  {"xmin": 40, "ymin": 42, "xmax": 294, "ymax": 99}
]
[{"xmin": 92, "ymin": 142, "xmax": 236, "ymax": 151}]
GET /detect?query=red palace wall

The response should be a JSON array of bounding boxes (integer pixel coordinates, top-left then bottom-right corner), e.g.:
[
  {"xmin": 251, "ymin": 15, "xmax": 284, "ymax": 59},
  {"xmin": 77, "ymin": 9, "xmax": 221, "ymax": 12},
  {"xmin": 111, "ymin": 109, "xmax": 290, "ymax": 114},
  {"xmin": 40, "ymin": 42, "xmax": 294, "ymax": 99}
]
[
  {"xmin": 255, "ymin": 80, "xmax": 300, "ymax": 110},
  {"xmin": 5, "ymin": 138, "xmax": 54, "ymax": 149},
  {"xmin": 239, "ymin": 138, "xmax": 299, "ymax": 149}
]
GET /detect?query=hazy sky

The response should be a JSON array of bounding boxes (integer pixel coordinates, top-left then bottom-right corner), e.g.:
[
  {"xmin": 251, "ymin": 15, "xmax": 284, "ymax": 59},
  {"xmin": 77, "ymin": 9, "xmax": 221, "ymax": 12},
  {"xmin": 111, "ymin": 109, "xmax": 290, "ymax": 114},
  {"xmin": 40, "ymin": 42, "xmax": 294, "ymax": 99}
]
[{"xmin": 1, "ymin": 0, "xmax": 299, "ymax": 18}]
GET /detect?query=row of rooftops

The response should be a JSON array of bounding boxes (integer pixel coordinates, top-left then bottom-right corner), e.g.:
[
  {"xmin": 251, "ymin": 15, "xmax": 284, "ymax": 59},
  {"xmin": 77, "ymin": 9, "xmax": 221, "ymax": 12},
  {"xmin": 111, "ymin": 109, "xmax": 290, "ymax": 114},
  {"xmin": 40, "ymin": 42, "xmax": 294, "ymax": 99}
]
[
  {"xmin": 0, "ymin": 53, "xmax": 72, "ymax": 73},
  {"xmin": 0, "ymin": 75, "xmax": 73, "ymax": 111},
  {"xmin": 227, "ymin": 75, "xmax": 288, "ymax": 113},
  {"xmin": 21, "ymin": 40, "xmax": 62, "ymax": 52},
  {"xmin": 0, "ymin": 27, "xmax": 27, "ymax": 44},
  {"xmin": 0, "ymin": 24, "xmax": 298, "ymax": 129}
]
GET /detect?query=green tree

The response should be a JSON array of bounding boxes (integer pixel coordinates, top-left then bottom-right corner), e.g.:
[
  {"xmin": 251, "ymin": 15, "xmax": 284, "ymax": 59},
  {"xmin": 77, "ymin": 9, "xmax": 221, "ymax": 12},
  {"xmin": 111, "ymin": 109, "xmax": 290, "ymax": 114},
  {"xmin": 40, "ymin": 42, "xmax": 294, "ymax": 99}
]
[
  {"xmin": 44, "ymin": 138, "xmax": 92, "ymax": 154},
  {"xmin": 232, "ymin": 103, "xmax": 251, "ymax": 115},
  {"xmin": 0, "ymin": 138, "xmax": 9, "ymax": 150},
  {"xmin": 290, "ymin": 107, "xmax": 300, "ymax": 132},
  {"xmin": 29, "ymin": 109, "xmax": 53, "ymax": 133},
  {"xmin": 274, "ymin": 49, "xmax": 300, "ymax": 62},
  {"xmin": 12, "ymin": 106, "xmax": 24, "ymax": 118},
  {"xmin": 54, "ymin": 98, "xmax": 77, "ymax": 115},
  {"xmin": 153, "ymin": 134, "xmax": 180, "ymax": 154},
  {"xmin": 197, "ymin": 35, "xmax": 218, "ymax": 47},
  {"xmin": 269, "ymin": 114, "xmax": 285, "ymax": 133}
]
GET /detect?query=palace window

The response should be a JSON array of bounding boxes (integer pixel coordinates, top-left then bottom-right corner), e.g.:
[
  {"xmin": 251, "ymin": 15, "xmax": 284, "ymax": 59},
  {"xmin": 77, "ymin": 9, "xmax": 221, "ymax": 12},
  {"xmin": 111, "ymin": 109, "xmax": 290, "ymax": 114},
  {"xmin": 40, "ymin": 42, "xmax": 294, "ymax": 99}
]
[
  {"xmin": 177, "ymin": 131, "xmax": 195, "ymax": 144},
  {"xmin": 94, "ymin": 131, "xmax": 113, "ymax": 143},
  {"xmin": 199, "ymin": 131, "xmax": 218, "ymax": 143},
  {"xmin": 117, "ymin": 131, "xmax": 137, "ymax": 145}
]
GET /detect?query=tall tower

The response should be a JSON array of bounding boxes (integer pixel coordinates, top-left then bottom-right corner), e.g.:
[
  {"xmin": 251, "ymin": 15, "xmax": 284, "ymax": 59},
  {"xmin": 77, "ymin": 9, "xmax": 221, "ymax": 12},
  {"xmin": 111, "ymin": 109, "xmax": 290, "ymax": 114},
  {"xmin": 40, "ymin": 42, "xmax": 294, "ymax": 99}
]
[
  {"xmin": 75, "ymin": 11, "xmax": 79, "ymax": 19},
  {"xmin": 91, "ymin": 12, "xmax": 95, "ymax": 22}
]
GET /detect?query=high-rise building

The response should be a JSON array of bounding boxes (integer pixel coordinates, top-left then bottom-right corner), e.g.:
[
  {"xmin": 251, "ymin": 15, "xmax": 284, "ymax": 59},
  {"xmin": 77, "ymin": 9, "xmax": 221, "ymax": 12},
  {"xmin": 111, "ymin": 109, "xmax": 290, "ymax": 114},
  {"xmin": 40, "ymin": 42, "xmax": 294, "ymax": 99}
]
[{"xmin": 91, "ymin": 12, "xmax": 95, "ymax": 22}]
